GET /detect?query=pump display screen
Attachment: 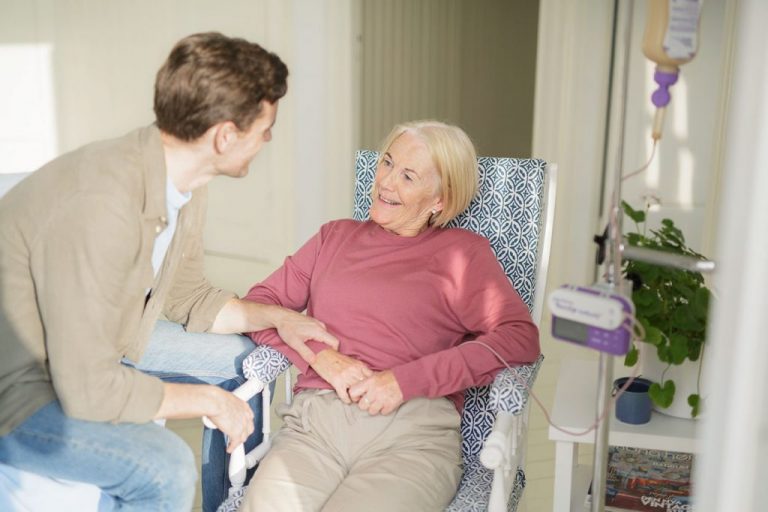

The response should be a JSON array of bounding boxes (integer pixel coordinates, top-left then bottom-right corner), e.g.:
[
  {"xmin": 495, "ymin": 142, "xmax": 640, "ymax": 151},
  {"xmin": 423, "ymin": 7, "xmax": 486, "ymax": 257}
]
[
  {"xmin": 552, "ymin": 317, "xmax": 589, "ymax": 344},
  {"xmin": 549, "ymin": 285, "xmax": 633, "ymax": 355}
]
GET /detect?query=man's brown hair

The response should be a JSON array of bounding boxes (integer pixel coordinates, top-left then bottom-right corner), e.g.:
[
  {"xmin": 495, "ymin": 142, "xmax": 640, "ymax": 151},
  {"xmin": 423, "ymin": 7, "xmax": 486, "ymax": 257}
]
[{"xmin": 154, "ymin": 32, "xmax": 288, "ymax": 141}]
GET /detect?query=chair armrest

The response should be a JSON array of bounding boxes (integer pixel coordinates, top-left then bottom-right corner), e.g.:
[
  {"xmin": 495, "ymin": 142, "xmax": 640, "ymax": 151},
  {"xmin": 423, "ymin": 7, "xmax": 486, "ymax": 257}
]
[
  {"xmin": 488, "ymin": 354, "xmax": 544, "ymax": 415},
  {"xmin": 215, "ymin": 345, "xmax": 292, "ymax": 492},
  {"xmin": 241, "ymin": 345, "xmax": 292, "ymax": 382}
]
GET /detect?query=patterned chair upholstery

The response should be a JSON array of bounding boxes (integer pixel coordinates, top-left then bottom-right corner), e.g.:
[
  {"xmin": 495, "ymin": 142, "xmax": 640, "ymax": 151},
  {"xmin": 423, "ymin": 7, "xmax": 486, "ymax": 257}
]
[{"xmin": 218, "ymin": 151, "xmax": 554, "ymax": 512}]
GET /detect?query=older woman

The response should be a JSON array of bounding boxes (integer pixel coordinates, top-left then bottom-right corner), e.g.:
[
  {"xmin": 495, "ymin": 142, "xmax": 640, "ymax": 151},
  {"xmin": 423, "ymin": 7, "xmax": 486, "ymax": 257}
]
[{"xmin": 239, "ymin": 120, "xmax": 540, "ymax": 511}]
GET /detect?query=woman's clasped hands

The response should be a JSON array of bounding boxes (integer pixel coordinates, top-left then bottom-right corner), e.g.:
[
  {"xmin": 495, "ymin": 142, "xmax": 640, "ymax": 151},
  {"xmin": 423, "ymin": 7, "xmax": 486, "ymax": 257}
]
[{"xmin": 312, "ymin": 349, "xmax": 404, "ymax": 415}]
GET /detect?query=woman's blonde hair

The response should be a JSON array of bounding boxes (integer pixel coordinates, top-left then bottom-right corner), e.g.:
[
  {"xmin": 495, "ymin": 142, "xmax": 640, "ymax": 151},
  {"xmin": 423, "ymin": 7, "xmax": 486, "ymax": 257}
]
[{"xmin": 375, "ymin": 120, "xmax": 478, "ymax": 228}]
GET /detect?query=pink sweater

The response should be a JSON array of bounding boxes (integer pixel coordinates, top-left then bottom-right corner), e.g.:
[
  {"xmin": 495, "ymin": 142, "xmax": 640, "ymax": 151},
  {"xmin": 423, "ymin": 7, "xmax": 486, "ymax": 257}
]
[{"xmin": 244, "ymin": 219, "xmax": 540, "ymax": 412}]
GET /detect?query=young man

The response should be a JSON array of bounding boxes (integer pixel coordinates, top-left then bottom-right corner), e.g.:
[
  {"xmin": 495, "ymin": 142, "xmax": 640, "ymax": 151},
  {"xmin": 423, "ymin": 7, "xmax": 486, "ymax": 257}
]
[{"xmin": 0, "ymin": 32, "xmax": 336, "ymax": 511}]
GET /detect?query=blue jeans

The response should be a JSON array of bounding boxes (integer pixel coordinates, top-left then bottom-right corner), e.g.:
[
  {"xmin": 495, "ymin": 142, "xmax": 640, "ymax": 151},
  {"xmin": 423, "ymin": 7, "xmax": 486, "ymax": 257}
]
[
  {"xmin": 0, "ymin": 320, "xmax": 262, "ymax": 512},
  {"xmin": 0, "ymin": 401, "xmax": 195, "ymax": 511}
]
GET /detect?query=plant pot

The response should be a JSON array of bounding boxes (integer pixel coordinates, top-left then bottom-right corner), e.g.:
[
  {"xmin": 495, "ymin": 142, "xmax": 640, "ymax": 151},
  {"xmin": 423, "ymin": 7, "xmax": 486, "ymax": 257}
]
[
  {"xmin": 640, "ymin": 346, "xmax": 707, "ymax": 419},
  {"xmin": 613, "ymin": 377, "xmax": 653, "ymax": 425}
]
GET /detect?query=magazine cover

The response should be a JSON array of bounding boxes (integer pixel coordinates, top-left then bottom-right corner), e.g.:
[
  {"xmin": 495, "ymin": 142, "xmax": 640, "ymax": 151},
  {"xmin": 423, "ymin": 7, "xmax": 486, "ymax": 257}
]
[{"xmin": 601, "ymin": 446, "xmax": 694, "ymax": 511}]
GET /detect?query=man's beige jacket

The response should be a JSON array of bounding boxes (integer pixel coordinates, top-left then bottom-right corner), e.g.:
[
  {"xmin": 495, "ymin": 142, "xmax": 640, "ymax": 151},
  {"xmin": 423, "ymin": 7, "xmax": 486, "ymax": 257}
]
[{"xmin": 0, "ymin": 125, "xmax": 235, "ymax": 435}]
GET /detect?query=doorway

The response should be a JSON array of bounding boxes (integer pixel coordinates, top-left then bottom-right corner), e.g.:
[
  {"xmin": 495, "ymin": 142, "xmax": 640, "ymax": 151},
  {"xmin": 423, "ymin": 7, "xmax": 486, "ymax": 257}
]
[{"xmin": 357, "ymin": 0, "xmax": 540, "ymax": 157}]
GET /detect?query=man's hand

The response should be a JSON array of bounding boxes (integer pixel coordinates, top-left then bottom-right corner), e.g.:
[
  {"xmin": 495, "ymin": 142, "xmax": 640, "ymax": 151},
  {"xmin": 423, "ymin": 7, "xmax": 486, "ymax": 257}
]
[
  {"xmin": 311, "ymin": 349, "xmax": 373, "ymax": 404},
  {"xmin": 273, "ymin": 309, "xmax": 339, "ymax": 364},
  {"xmin": 155, "ymin": 383, "xmax": 254, "ymax": 453},
  {"xmin": 349, "ymin": 370, "xmax": 404, "ymax": 416},
  {"xmin": 205, "ymin": 387, "xmax": 255, "ymax": 453},
  {"xmin": 211, "ymin": 299, "xmax": 339, "ymax": 364}
]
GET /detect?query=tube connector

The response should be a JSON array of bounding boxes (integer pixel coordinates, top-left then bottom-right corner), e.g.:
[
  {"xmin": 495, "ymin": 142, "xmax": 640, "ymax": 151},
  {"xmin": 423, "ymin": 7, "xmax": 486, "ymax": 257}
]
[
  {"xmin": 651, "ymin": 107, "xmax": 666, "ymax": 141},
  {"xmin": 651, "ymin": 68, "xmax": 679, "ymax": 108},
  {"xmin": 650, "ymin": 68, "xmax": 679, "ymax": 140}
]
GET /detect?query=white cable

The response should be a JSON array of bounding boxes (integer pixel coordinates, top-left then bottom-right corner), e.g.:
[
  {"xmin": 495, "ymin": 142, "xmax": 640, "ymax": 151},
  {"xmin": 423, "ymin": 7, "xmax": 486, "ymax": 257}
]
[{"xmin": 464, "ymin": 310, "xmax": 646, "ymax": 437}]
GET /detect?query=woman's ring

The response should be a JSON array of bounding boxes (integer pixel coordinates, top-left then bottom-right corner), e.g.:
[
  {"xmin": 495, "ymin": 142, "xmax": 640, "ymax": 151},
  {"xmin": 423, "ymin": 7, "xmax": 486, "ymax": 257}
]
[{"xmin": 363, "ymin": 397, "xmax": 370, "ymax": 405}]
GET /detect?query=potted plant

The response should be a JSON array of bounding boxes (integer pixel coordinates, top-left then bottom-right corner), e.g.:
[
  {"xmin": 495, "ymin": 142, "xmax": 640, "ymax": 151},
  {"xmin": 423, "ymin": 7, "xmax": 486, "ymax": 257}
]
[{"xmin": 621, "ymin": 201, "xmax": 711, "ymax": 418}]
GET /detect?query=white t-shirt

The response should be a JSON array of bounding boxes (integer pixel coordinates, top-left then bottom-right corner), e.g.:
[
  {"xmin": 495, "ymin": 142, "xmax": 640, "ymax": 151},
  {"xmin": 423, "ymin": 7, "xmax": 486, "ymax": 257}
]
[{"xmin": 151, "ymin": 176, "xmax": 192, "ymax": 277}]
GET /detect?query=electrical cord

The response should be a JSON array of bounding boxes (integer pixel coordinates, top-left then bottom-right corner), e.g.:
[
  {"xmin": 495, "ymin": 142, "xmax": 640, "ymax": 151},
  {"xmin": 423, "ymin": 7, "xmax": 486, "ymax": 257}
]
[
  {"xmin": 467, "ymin": 142, "xmax": 661, "ymax": 436},
  {"xmin": 465, "ymin": 310, "xmax": 645, "ymax": 437},
  {"xmin": 553, "ymin": 141, "xmax": 661, "ymax": 433}
]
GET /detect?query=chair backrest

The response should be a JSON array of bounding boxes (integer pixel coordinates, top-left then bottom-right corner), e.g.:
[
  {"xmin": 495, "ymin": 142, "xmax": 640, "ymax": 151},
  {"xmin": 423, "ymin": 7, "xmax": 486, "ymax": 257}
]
[{"xmin": 353, "ymin": 150, "xmax": 552, "ymax": 460}]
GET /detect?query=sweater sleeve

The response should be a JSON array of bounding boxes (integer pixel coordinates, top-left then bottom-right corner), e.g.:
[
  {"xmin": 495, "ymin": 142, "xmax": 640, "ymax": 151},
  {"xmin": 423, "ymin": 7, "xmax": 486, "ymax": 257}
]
[
  {"xmin": 242, "ymin": 223, "xmax": 330, "ymax": 374},
  {"xmin": 391, "ymin": 238, "xmax": 540, "ymax": 401}
]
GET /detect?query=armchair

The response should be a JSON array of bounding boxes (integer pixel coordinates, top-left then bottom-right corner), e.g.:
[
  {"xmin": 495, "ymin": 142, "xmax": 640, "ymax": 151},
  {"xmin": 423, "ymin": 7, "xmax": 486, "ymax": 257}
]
[{"xmin": 217, "ymin": 151, "xmax": 556, "ymax": 512}]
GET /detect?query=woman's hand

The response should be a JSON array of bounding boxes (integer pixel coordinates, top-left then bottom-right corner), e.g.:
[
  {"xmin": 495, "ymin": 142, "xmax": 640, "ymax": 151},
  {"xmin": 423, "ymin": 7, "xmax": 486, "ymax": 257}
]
[
  {"xmin": 311, "ymin": 349, "xmax": 373, "ymax": 403},
  {"xmin": 349, "ymin": 370, "xmax": 404, "ymax": 416}
]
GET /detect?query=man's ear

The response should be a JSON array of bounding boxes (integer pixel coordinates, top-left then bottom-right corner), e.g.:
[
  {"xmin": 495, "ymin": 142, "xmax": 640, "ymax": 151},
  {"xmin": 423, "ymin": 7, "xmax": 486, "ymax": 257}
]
[{"xmin": 212, "ymin": 121, "xmax": 239, "ymax": 154}]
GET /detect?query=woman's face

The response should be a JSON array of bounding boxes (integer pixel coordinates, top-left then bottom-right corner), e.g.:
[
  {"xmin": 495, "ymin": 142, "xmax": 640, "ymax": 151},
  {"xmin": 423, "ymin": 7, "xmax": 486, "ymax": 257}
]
[{"xmin": 370, "ymin": 131, "xmax": 443, "ymax": 237}]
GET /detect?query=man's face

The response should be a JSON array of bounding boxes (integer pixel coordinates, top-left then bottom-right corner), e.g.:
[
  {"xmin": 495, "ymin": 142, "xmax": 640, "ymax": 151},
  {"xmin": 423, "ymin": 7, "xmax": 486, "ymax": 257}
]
[{"xmin": 218, "ymin": 100, "xmax": 278, "ymax": 177}]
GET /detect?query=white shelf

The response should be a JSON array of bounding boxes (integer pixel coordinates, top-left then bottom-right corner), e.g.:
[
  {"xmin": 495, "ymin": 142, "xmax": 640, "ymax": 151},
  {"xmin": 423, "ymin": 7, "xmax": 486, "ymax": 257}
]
[{"xmin": 548, "ymin": 359, "xmax": 699, "ymax": 511}]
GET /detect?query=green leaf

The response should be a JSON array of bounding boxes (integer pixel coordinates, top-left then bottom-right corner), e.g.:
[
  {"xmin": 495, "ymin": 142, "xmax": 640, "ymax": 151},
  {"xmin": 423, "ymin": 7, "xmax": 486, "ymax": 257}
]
[
  {"xmin": 633, "ymin": 289, "xmax": 655, "ymax": 308},
  {"xmin": 638, "ymin": 265, "xmax": 659, "ymax": 285},
  {"xmin": 672, "ymin": 281, "xmax": 695, "ymax": 301},
  {"xmin": 642, "ymin": 296, "xmax": 663, "ymax": 317},
  {"xmin": 661, "ymin": 219, "xmax": 685, "ymax": 243},
  {"xmin": 649, "ymin": 380, "xmax": 675, "ymax": 408},
  {"xmin": 693, "ymin": 287, "xmax": 710, "ymax": 312},
  {"xmin": 669, "ymin": 334, "xmax": 689, "ymax": 364},
  {"xmin": 626, "ymin": 232, "xmax": 643, "ymax": 246},
  {"xmin": 622, "ymin": 200, "xmax": 646, "ymax": 223},
  {"xmin": 687, "ymin": 342, "xmax": 703, "ymax": 361},
  {"xmin": 672, "ymin": 308, "xmax": 698, "ymax": 331},
  {"xmin": 624, "ymin": 345, "xmax": 638, "ymax": 367},
  {"xmin": 643, "ymin": 325, "xmax": 664, "ymax": 346},
  {"xmin": 656, "ymin": 345, "xmax": 671, "ymax": 363},
  {"xmin": 688, "ymin": 393, "xmax": 701, "ymax": 418}
]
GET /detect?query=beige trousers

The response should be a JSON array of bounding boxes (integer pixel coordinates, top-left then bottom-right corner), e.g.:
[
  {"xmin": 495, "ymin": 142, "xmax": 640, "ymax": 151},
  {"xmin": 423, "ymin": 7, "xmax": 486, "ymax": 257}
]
[{"xmin": 240, "ymin": 390, "xmax": 462, "ymax": 512}]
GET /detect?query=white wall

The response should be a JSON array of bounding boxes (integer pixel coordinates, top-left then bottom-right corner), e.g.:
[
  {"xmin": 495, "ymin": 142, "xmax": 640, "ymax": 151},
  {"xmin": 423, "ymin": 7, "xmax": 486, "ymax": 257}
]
[
  {"xmin": 695, "ymin": 1, "xmax": 768, "ymax": 509},
  {"xmin": 291, "ymin": 0, "xmax": 359, "ymax": 244},
  {"xmin": 359, "ymin": 0, "xmax": 463, "ymax": 149},
  {"xmin": 528, "ymin": 3, "xmax": 616, "ymax": 508},
  {"xmin": 358, "ymin": 0, "xmax": 539, "ymax": 157},
  {"xmin": 458, "ymin": 0, "xmax": 539, "ymax": 157},
  {"xmin": 0, "ymin": 0, "xmax": 358, "ymax": 296}
]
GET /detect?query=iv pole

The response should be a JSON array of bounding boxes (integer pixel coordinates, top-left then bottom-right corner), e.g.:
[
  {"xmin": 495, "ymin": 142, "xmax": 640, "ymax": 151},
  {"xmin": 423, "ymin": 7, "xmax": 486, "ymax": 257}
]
[
  {"xmin": 592, "ymin": 2, "xmax": 714, "ymax": 511},
  {"xmin": 591, "ymin": 1, "xmax": 634, "ymax": 511}
]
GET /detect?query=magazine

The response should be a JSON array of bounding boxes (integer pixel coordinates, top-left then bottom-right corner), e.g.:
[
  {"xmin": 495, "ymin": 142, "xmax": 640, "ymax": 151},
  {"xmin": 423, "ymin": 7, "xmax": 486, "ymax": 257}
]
[{"xmin": 585, "ymin": 446, "xmax": 694, "ymax": 512}]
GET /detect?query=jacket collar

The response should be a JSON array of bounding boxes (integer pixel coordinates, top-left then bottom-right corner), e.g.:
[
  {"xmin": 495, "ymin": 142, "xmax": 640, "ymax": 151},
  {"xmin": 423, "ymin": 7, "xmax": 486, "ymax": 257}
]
[{"xmin": 138, "ymin": 124, "xmax": 168, "ymax": 227}]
